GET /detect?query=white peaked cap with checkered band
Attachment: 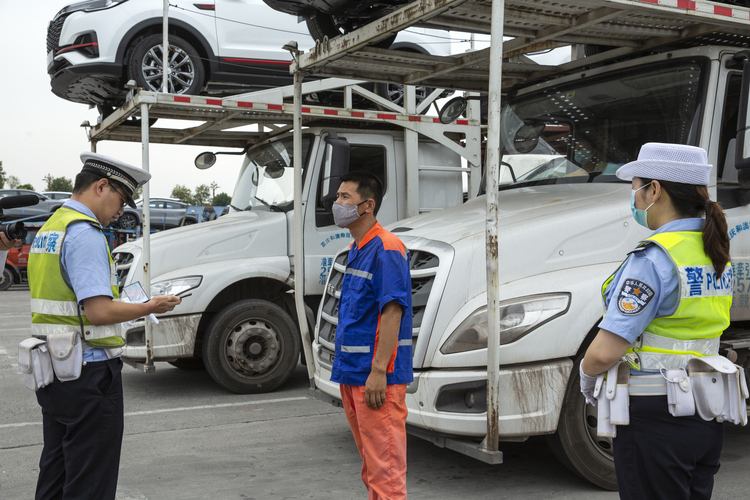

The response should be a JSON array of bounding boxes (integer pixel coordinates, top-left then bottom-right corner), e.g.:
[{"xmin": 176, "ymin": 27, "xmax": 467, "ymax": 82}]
[
  {"xmin": 616, "ymin": 143, "xmax": 713, "ymax": 186},
  {"xmin": 79, "ymin": 152, "xmax": 151, "ymax": 208}
]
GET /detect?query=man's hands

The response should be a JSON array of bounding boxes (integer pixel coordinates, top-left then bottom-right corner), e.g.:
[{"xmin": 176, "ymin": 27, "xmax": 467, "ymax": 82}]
[
  {"xmin": 365, "ymin": 368, "xmax": 387, "ymax": 409},
  {"xmin": 149, "ymin": 295, "xmax": 182, "ymax": 314},
  {"xmin": 0, "ymin": 232, "xmax": 21, "ymax": 251}
]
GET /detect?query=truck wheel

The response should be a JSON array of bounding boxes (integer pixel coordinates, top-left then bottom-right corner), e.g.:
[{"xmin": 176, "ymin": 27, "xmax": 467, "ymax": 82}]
[
  {"xmin": 0, "ymin": 268, "xmax": 13, "ymax": 291},
  {"xmin": 168, "ymin": 358, "xmax": 205, "ymax": 370},
  {"xmin": 127, "ymin": 34, "xmax": 204, "ymax": 95},
  {"xmin": 546, "ymin": 356, "xmax": 618, "ymax": 490},
  {"xmin": 202, "ymin": 299, "xmax": 301, "ymax": 394}
]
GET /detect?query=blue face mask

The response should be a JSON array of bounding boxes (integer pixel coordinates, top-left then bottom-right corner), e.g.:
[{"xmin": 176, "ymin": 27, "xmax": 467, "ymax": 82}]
[{"xmin": 630, "ymin": 182, "xmax": 656, "ymax": 229}]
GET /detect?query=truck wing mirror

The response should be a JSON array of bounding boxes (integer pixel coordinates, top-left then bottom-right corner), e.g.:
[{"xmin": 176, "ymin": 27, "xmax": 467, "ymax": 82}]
[
  {"xmin": 195, "ymin": 152, "xmax": 217, "ymax": 170},
  {"xmin": 319, "ymin": 132, "xmax": 350, "ymax": 206},
  {"xmin": 731, "ymin": 50, "xmax": 750, "ymax": 188}
]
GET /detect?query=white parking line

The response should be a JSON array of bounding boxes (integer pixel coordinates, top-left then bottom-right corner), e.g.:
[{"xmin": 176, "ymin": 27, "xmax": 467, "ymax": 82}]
[{"xmin": 0, "ymin": 396, "xmax": 308, "ymax": 429}]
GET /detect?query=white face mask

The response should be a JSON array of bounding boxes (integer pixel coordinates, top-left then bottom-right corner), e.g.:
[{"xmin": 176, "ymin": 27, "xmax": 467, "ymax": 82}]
[{"xmin": 332, "ymin": 200, "xmax": 367, "ymax": 228}]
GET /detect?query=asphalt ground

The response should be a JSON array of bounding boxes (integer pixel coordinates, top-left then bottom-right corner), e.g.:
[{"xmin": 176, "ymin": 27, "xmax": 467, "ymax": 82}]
[{"xmin": 1, "ymin": 286, "xmax": 748, "ymax": 499}]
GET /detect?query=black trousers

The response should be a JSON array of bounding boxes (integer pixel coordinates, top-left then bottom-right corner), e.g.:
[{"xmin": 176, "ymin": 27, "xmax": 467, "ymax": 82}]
[
  {"xmin": 35, "ymin": 358, "xmax": 124, "ymax": 500},
  {"xmin": 613, "ymin": 395, "xmax": 724, "ymax": 500}
]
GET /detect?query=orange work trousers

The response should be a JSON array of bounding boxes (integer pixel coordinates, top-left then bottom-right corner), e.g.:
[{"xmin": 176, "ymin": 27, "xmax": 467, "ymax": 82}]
[{"xmin": 340, "ymin": 383, "xmax": 408, "ymax": 500}]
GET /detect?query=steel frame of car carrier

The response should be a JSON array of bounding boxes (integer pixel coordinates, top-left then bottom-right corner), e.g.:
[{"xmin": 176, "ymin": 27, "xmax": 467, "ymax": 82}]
[
  {"xmin": 84, "ymin": 77, "xmax": 483, "ymax": 373},
  {"xmin": 282, "ymin": 0, "xmax": 750, "ymax": 464}
]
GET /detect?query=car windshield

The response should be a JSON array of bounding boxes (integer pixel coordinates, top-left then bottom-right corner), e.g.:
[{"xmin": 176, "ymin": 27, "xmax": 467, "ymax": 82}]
[
  {"xmin": 489, "ymin": 58, "xmax": 707, "ymax": 192},
  {"xmin": 231, "ymin": 136, "xmax": 312, "ymax": 211}
]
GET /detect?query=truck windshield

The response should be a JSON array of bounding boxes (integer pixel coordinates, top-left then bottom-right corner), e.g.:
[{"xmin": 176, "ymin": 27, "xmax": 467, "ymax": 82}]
[
  {"xmin": 231, "ymin": 136, "xmax": 312, "ymax": 211},
  {"xmin": 491, "ymin": 58, "xmax": 708, "ymax": 192}
]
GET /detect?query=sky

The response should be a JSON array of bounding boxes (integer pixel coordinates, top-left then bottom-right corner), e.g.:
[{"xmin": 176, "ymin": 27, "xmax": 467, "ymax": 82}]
[{"xmin": 0, "ymin": 0, "xmax": 569, "ymax": 199}]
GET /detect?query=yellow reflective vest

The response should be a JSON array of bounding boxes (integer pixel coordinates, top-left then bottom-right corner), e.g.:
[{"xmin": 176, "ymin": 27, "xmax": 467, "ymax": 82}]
[
  {"xmin": 28, "ymin": 206, "xmax": 124, "ymax": 347},
  {"xmin": 602, "ymin": 230, "xmax": 732, "ymax": 371}
]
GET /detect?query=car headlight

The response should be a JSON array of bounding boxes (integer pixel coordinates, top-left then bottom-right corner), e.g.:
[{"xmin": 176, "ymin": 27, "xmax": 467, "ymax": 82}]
[
  {"xmin": 77, "ymin": 0, "xmax": 130, "ymax": 12},
  {"xmin": 440, "ymin": 293, "xmax": 570, "ymax": 354},
  {"xmin": 150, "ymin": 276, "xmax": 202, "ymax": 297}
]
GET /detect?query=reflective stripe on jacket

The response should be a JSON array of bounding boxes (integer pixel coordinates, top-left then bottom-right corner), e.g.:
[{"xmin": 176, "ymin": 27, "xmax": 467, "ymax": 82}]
[
  {"xmin": 602, "ymin": 230, "xmax": 732, "ymax": 371},
  {"xmin": 28, "ymin": 207, "xmax": 123, "ymax": 347}
]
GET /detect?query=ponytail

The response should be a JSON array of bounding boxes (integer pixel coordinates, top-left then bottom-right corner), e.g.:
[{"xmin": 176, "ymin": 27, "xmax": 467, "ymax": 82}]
[
  {"xmin": 641, "ymin": 179, "xmax": 731, "ymax": 277},
  {"xmin": 702, "ymin": 197, "xmax": 731, "ymax": 278}
]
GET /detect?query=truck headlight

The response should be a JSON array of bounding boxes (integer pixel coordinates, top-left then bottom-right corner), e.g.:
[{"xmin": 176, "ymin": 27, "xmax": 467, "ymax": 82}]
[
  {"xmin": 440, "ymin": 293, "xmax": 570, "ymax": 354},
  {"xmin": 150, "ymin": 276, "xmax": 202, "ymax": 297}
]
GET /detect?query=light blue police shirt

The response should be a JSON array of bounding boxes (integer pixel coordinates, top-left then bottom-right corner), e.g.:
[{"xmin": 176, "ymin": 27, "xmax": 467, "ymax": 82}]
[
  {"xmin": 599, "ymin": 218, "xmax": 706, "ymax": 344},
  {"xmin": 60, "ymin": 200, "xmax": 117, "ymax": 362}
]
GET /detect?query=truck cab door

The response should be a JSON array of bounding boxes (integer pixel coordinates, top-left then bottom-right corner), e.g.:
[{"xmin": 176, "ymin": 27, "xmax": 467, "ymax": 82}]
[
  {"xmin": 303, "ymin": 134, "xmax": 398, "ymax": 295},
  {"xmin": 713, "ymin": 57, "xmax": 750, "ymax": 319}
]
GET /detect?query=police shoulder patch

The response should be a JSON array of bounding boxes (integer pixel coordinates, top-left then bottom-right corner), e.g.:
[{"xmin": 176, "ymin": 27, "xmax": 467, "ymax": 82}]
[{"xmin": 616, "ymin": 278, "xmax": 655, "ymax": 315}]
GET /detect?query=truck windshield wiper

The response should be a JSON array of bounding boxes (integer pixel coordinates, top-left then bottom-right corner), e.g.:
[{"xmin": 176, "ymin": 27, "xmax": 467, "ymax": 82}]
[{"xmin": 229, "ymin": 204, "xmax": 243, "ymax": 212}]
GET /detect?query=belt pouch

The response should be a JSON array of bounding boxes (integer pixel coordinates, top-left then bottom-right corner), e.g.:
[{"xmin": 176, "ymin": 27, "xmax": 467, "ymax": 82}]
[
  {"xmin": 18, "ymin": 338, "xmax": 54, "ymax": 391},
  {"xmin": 662, "ymin": 368, "xmax": 695, "ymax": 417},
  {"xmin": 688, "ymin": 356, "xmax": 735, "ymax": 421},
  {"xmin": 608, "ymin": 362, "xmax": 630, "ymax": 425},
  {"xmin": 594, "ymin": 373, "xmax": 616, "ymax": 437},
  {"xmin": 47, "ymin": 332, "xmax": 82, "ymax": 382}
]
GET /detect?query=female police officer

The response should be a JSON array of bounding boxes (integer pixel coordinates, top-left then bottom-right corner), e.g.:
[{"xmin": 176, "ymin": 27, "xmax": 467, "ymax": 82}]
[{"xmin": 579, "ymin": 143, "xmax": 733, "ymax": 499}]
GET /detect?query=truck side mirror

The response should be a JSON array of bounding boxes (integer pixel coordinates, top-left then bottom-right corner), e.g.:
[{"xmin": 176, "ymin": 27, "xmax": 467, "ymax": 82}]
[
  {"xmin": 732, "ymin": 50, "xmax": 750, "ymax": 188},
  {"xmin": 195, "ymin": 152, "xmax": 217, "ymax": 170},
  {"xmin": 319, "ymin": 132, "xmax": 350, "ymax": 207}
]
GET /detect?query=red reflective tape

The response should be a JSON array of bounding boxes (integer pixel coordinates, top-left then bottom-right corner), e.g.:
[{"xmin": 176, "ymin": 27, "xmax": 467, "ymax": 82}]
[
  {"xmin": 456, "ymin": 119, "xmax": 469, "ymax": 125},
  {"xmin": 302, "ymin": 107, "xmax": 311, "ymax": 113},
  {"xmin": 55, "ymin": 42, "xmax": 99, "ymax": 56},
  {"xmin": 221, "ymin": 57, "xmax": 291, "ymax": 66},
  {"xmin": 174, "ymin": 96, "xmax": 191, "ymax": 103},
  {"xmin": 267, "ymin": 104, "xmax": 283, "ymax": 110},
  {"xmin": 714, "ymin": 5, "xmax": 732, "ymax": 16},
  {"xmin": 351, "ymin": 112, "xmax": 365, "ymax": 118},
  {"xmin": 237, "ymin": 102, "xmax": 253, "ymax": 108},
  {"xmin": 677, "ymin": 0, "xmax": 696, "ymax": 9},
  {"xmin": 409, "ymin": 116, "xmax": 421, "ymax": 122},
  {"xmin": 638, "ymin": 0, "xmax": 659, "ymax": 4},
  {"xmin": 206, "ymin": 99, "xmax": 222, "ymax": 106},
  {"xmin": 433, "ymin": 118, "xmax": 441, "ymax": 123},
  {"xmin": 377, "ymin": 113, "xmax": 397, "ymax": 120},
  {"xmin": 324, "ymin": 109, "xmax": 338, "ymax": 115}
]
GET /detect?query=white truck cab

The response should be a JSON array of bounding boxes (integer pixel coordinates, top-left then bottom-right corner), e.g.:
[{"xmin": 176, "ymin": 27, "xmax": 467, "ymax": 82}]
[
  {"xmin": 311, "ymin": 46, "xmax": 750, "ymax": 489},
  {"xmin": 113, "ymin": 125, "xmax": 465, "ymax": 393}
]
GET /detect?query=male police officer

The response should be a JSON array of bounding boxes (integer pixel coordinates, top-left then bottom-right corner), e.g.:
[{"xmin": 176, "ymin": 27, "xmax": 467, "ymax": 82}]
[
  {"xmin": 330, "ymin": 171, "xmax": 413, "ymax": 500},
  {"xmin": 28, "ymin": 153, "xmax": 181, "ymax": 500}
]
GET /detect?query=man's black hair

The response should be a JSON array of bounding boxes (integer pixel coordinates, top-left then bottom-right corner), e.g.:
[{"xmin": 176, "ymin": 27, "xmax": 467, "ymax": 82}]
[
  {"xmin": 72, "ymin": 171, "xmax": 125, "ymax": 195},
  {"xmin": 340, "ymin": 171, "xmax": 384, "ymax": 216}
]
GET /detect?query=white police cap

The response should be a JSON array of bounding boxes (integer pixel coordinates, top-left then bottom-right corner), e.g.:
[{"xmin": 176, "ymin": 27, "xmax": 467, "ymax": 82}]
[
  {"xmin": 616, "ymin": 143, "xmax": 712, "ymax": 186},
  {"xmin": 79, "ymin": 152, "xmax": 151, "ymax": 208}
]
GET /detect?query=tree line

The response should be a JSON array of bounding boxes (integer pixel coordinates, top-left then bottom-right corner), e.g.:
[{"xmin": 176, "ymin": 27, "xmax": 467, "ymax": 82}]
[{"xmin": 171, "ymin": 184, "xmax": 231, "ymax": 206}]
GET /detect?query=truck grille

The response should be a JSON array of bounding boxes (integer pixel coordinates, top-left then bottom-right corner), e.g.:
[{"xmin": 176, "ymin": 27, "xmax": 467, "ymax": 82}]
[
  {"xmin": 47, "ymin": 14, "xmax": 69, "ymax": 55},
  {"xmin": 316, "ymin": 248, "xmax": 440, "ymax": 371},
  {"xmin": 114, "ymin": 251, "xmax": 134, "ymax": 291}
]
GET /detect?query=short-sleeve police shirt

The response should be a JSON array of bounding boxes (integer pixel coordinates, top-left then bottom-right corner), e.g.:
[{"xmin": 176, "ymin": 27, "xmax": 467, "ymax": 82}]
[
  {"xmin": 600, "ymin": 218, "xmax": 705, "ymax": 344},
  {"xmin": 330, "ymin": 222, "xmax": 414, "ymax": 386},
  {"xmin": 60, "ymin": 200, "xmax": 116, "ymax": 362}
]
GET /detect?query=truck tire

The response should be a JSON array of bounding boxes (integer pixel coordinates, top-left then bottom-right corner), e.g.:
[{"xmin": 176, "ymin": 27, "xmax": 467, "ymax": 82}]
[
  {"xmin": 0, "ymin": 268, "xmax": 13, "ymax": 291},
  {"xmin": 546, "ymin": 356, "xmax": 618, "ymax": 490},
  {"xmin": 127, "ymin": 34, "xmax": 204, "ymax": 95},
  {"xmin": 202, "ymin": 299, "xmax": 301, "ymax": 394}
]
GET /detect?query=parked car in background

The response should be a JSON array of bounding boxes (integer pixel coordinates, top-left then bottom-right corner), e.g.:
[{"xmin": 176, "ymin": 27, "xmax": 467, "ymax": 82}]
[
  {"xmin": 46, "ymin": 0, "xmax": 452, "ymax": 114},
  {"xmin": 116, "ymin": 198, "xmax": 197, "ymax": 230},
  {"xmin": 42, "ymin": 191, "xmax": 73, "ymax": 200},
  {"xmin": 0, "ymin": 189, "xmax": 64, "ymax": 222},
  {"xmin": 1, "ymin": 227, "xmax": 39, "ymax": 291}
]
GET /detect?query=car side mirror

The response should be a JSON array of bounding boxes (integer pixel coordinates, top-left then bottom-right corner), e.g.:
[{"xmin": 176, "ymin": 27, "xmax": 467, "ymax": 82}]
[{"xmin": 319, "ymin": 132, "xmax": 350, "ymax": 208}]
